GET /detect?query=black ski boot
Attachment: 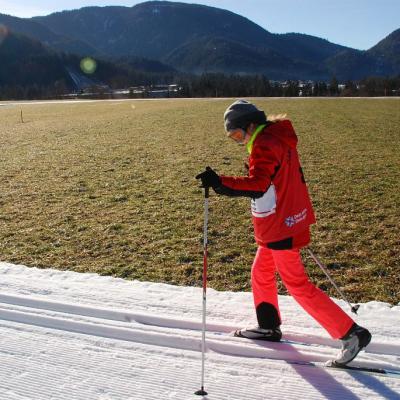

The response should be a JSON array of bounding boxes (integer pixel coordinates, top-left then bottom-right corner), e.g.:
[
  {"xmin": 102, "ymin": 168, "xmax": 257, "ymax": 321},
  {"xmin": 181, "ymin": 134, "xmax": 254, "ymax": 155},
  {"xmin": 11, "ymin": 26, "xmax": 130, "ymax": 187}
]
[{"xmin": 234, "ymin": 326, "xmax": 282, "ymax": 342}]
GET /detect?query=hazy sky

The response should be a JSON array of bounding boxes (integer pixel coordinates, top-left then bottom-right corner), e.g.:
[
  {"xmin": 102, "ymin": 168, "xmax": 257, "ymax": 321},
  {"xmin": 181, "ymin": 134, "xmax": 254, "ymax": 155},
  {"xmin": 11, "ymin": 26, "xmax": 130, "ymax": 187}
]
[{"xmin": 0, "ymin": 0, "xmax": 399, "ymax": 50}]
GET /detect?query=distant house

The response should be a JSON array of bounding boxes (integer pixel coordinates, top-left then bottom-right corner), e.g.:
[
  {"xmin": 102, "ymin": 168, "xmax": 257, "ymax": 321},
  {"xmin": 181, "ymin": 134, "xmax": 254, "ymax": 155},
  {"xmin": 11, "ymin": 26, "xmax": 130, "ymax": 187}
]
[{"xmin": 128, "ymin": 84, "xmax": 182, "ymax": 98}]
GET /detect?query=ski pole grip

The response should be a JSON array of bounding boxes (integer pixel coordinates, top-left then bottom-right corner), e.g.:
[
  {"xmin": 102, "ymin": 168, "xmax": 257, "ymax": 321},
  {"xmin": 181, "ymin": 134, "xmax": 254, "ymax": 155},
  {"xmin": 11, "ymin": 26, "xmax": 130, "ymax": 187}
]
[{"xmin": 204, "ymin": 187, "xmax": 209, "ymax": 198}]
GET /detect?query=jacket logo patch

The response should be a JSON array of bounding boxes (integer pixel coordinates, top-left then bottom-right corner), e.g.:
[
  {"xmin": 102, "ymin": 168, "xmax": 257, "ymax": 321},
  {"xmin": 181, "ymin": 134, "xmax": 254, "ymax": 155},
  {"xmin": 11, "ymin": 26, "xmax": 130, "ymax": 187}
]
[{"xmin": 285, "ymin": 208, "xmax": 308, "ymax": 227}]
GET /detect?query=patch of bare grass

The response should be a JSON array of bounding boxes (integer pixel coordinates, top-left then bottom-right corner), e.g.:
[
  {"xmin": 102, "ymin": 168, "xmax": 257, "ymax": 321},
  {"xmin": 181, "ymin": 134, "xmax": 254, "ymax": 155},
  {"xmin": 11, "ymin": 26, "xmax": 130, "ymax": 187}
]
[{"xmin": 0, "ymin": 98, "xmax": 399, "ymax": 303}]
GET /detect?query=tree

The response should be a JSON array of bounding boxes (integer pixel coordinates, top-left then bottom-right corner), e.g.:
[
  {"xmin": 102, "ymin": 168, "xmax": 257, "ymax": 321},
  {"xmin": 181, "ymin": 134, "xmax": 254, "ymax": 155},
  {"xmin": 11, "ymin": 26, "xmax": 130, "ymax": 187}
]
[
  {"xmin": 342, "ymin": 80, "xmax": 358, "ymax": 96},
  {"xmin": 329, "ymin": 76, "xmax": 339, "ymax": 96}
]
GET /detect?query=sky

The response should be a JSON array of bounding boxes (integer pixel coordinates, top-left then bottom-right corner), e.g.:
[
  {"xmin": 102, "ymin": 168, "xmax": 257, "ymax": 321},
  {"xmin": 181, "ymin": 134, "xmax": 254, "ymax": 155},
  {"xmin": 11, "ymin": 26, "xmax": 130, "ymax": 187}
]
[{"xmin": 0, "ymin": 0, "xmax": 399, "ymax": 50}]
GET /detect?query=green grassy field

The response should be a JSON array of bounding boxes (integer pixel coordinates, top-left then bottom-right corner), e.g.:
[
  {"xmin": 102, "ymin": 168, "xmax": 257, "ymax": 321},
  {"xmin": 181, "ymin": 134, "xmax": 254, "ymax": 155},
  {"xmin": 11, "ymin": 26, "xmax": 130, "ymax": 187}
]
[{"xmin": 0, "ymin": 98, "xmax": 399, "ymax": 304}]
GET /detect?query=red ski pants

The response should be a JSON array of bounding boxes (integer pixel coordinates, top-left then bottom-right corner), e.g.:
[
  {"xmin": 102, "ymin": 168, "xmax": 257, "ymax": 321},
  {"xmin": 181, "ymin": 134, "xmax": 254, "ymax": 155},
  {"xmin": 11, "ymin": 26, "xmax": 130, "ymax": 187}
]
[{"xmin": 251, "ymin": 246, "xmax": 354, "ymax": 339}]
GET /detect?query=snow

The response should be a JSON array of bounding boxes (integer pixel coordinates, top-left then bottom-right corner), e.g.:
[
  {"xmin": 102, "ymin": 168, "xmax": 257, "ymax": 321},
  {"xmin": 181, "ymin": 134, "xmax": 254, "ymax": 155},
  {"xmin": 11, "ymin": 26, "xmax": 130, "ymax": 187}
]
[{"xmin": 0, "ymin": 262, "xmax": 399, "ymax": 399}]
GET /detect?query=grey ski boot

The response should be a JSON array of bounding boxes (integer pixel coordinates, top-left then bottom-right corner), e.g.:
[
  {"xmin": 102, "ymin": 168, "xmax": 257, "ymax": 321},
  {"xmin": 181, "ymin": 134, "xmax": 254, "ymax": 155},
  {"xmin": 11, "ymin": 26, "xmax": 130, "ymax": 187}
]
[{"xmin": 332, "ymin": 324, "xmax": 372, "ymax": 366}]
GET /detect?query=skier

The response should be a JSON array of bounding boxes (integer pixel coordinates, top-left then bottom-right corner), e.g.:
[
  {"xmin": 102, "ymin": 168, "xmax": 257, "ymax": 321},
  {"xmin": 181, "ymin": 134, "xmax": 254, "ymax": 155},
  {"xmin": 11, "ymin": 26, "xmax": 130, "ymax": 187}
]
[{"xmin": 196, "ymin": 100, "xmax": 371, "ymax": 365}]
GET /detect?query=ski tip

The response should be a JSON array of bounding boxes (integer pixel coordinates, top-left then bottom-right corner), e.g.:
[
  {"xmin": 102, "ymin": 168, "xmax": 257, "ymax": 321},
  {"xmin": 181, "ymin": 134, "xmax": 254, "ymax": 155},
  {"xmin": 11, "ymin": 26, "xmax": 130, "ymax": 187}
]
[
  {"xmin": 324, "ymin": 360, "xmax": 391, "ymax": 375},
  {"xmin": 324, "ymin": 360, "xmax": 336, "ymax": 368}
]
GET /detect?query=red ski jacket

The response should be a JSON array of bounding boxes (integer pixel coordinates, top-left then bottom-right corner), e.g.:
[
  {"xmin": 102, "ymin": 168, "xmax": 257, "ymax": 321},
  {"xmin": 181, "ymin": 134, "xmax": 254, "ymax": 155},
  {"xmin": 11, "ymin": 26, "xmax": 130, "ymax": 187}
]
[{"xmin": 215, "ymin": 120, "xmax": 316, "ymax": 248}]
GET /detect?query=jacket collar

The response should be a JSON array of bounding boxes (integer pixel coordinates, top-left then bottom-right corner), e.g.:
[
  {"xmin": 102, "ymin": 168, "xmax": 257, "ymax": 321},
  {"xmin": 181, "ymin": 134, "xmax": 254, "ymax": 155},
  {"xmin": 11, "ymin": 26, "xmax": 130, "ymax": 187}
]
[{"xmin": 246, "ymin": 124, "xmax": 266, "ymax": 154}]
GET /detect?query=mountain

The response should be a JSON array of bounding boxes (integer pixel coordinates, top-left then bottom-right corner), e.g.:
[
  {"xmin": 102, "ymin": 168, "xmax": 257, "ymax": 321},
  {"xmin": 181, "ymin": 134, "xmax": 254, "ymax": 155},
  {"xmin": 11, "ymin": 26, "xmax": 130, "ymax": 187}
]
[
  {"xmin": 0, "ymin": 13, "xmax": 99, "ymax": 56},
  {"xmin": 33, "ymin": 3, "xmax": 280, "ymax": 59},
  {"xmin": 368, "ymin": 28, "xmax": 400, "ymax": 72},
  {"xmin": 323, "ymin": 29, "xmax": 400, "ymax": 80},
  {"xmin": 31, "ymin": 1, "xmax": 349, "ymax": 79},
  {"xmin": 0, "ymin": 31, "xmax": 174, "ymax": 97},
  {"xmin": 111, "ymin": 56, "xmax": 176, "ymax": 74},
  {"xmin": 0, "ymin": 12, "xmax": 175, "ymax": 73},
  {"xmin": 0, "ymin": 31, "xmax": 71, "ymax": 88},
  {"xmin": 324, "ymin": 49, "xmax": 394, "ymax": 81},
  {"xmin": 164, "ymin": 36, "xmax": 325, "ymax": 79},
  {"xmin": 1, "ymin": 1, "xmax": 399, "ymax": 80}
]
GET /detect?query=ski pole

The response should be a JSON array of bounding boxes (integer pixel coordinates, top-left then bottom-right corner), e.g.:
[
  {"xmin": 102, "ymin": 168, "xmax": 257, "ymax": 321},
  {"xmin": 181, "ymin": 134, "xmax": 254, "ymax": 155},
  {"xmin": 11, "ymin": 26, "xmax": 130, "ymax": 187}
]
[
  {"xmin": 195, "ymin": 186, "xmax": 209, "ymax": 396},
  {"xmin": 307, "ymin": 248, "xmax": 360, "ymax": 314}
]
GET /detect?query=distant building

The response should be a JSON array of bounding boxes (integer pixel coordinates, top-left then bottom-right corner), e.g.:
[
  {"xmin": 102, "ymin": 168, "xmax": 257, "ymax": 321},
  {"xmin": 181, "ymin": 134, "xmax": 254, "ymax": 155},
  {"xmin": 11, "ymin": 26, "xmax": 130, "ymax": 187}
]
[{"xmin": 128, "ymin": 84, "xmax": 182, "ymax": 98}]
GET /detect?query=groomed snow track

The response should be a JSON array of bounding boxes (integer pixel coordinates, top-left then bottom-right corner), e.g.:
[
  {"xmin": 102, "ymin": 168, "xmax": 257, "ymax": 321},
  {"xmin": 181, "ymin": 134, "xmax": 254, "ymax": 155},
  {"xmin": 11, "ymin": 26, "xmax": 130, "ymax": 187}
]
[{"xmin": 0, "ymin": 263, "xmax": 399, "ymax": 399}]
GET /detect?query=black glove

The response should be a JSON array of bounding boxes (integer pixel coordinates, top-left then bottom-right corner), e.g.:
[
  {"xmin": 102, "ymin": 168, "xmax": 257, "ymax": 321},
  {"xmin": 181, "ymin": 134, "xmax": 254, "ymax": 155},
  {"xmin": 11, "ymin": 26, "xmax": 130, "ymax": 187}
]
[{"xmin": 195, "ymin": 166, "xmax": 221, "ymax": 189}]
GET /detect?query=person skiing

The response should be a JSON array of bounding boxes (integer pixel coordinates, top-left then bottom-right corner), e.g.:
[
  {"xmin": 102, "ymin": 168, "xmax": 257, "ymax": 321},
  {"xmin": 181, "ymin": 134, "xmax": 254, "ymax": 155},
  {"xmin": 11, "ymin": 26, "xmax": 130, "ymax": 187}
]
[{"xmin": 195, "ymin": 99, "xmax": 371, "ymax": 366}]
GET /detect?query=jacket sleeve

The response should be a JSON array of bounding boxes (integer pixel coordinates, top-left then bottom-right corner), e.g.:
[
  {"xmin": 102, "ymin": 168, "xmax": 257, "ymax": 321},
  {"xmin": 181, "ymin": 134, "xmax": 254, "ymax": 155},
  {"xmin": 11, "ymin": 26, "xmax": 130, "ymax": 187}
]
[{"xmin": 214, "ymin": 138, "xmax": 280, "ymax": 198}]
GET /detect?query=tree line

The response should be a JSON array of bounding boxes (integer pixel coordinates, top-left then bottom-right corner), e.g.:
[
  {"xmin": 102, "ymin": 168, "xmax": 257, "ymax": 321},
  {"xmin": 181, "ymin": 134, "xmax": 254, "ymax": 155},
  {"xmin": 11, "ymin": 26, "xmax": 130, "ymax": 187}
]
[
  {"xmin": 1, "ymin": 71, "xmax": 399, "ymax": 100},
  {"xmin": 176, "ymin": 74, "xmax": 400, "ymax": 98}
]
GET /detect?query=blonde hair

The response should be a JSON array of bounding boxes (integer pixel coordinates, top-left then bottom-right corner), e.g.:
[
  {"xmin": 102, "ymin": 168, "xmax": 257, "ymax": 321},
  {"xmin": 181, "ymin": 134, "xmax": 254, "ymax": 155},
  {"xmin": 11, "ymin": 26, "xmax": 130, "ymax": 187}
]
[{"xmin": 267, "ymin": 113, "xmax": 287, "ymax": 122}]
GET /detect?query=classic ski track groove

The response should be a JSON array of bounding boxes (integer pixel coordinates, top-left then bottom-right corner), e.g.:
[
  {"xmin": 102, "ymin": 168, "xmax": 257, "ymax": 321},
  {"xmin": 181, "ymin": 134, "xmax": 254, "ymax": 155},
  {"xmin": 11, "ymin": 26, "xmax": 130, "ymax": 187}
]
[
  {"xmin": 0, "ymin": 333, "xmax": 268, "ymax": 400},
  {"xmin": 0, "ymin": 293, "xmax": 399, "ymax": 379},
  {"xmin": 0, "ymin": 293, "xmax": 399, "ymax": 356}
]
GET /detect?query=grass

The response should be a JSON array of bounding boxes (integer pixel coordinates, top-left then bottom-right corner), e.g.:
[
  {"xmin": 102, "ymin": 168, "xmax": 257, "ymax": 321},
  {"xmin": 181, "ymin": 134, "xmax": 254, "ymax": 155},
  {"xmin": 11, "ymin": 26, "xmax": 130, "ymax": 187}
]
[{"xmin": 0, "ymin": 98, "xmax": 399, "ymax": 304}]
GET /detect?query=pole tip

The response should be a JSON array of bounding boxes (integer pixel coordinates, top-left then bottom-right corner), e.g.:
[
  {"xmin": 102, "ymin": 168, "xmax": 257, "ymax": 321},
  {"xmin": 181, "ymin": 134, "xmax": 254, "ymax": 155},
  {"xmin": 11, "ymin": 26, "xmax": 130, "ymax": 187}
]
[
  {"xmin": 194, "ymin": 388, "xmax": 208, "ymax": 396},
  {"xmin": 351, "ymin": 304, "xmax": 360, "ymax": 314}
]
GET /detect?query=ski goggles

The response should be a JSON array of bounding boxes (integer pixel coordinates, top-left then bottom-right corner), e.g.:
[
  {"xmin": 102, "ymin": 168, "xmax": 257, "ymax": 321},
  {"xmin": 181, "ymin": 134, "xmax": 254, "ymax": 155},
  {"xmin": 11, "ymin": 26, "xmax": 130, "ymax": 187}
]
[{"xmin": 227, "ymin": 128, "xmax": 247, "ymax": 144}]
